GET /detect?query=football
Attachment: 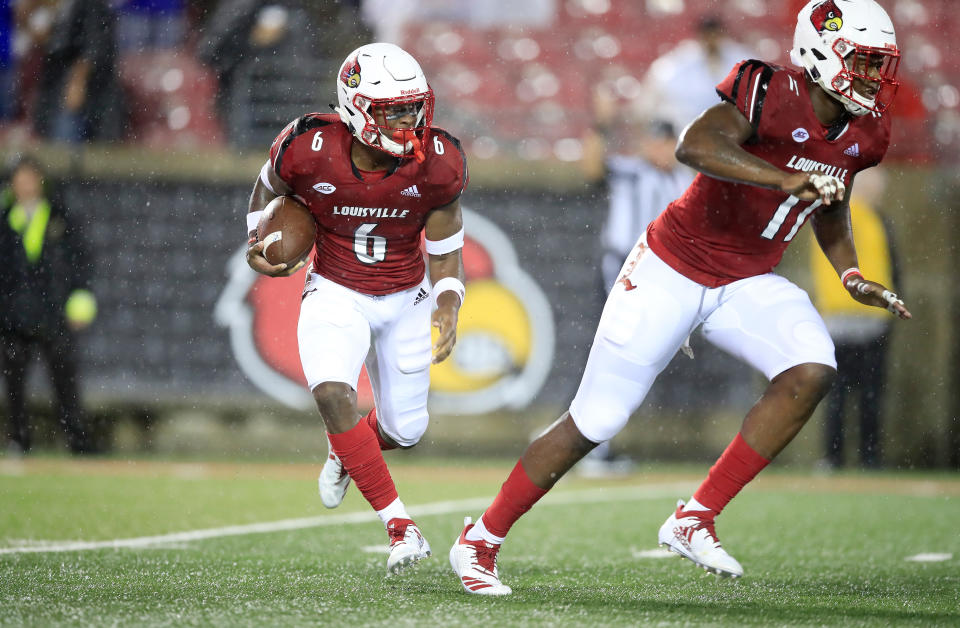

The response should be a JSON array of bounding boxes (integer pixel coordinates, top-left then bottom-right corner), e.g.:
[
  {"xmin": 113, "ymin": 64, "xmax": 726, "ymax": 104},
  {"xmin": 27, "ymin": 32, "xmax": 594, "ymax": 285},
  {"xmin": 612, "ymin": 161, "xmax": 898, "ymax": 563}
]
[{"xmin": 257, "ymin": 196, "xmax": 315, "ymax": 271}]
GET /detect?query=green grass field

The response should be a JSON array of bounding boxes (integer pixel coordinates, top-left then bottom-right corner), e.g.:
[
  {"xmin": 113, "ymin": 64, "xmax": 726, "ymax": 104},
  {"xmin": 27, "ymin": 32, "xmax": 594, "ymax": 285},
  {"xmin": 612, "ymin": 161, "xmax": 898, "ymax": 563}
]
[{"xmin": 1, "ymin": 456, "xmax": 958, "ymax": 626}]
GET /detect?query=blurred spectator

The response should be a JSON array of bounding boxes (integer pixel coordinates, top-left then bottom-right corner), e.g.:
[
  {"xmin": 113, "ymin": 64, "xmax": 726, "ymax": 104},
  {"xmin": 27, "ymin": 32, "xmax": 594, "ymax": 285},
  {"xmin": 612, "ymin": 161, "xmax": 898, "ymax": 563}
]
[
  {"xmin": 197, "ymin": 0, "xmax": 368, "ymax": 147},
  {"xmin": 640, "ymin": 15, "xmax": 753, "ymax": 132},
  {"xmin": 577, "ymin": 89, "xmax": 692, "ymax": 474},
  {"xmin": 8, "ymin": 0, "xmax": 57, "ymax": 123},
  {"xmin": 0, "ymin": 2, "xmax": 13, "ymax": 120},
  {"xmin": 808, "ymin": 167, "xmax": 897, "ymax": 470},
  {"xmin": 361, "ymin": 0, "xmax": 554, "ymax": 42},
  {"xmin": 581, "ymin": 89, "xmax": 693, "ymax": 291},
  {"xmin": 1, "ymin": 155, "xmax": 98, "ymax": 455},
  {"xmin": 115, "ymin": 0, "xmax": 186, "ymax": 53},
  {"xmin": 32, "ymin": 0, "xmax": 127, "ymax": 142}
]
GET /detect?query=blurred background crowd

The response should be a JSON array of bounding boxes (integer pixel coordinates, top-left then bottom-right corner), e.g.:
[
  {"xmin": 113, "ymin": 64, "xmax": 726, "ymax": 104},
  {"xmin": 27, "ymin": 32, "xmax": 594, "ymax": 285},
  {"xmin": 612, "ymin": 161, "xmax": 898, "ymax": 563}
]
[{"xmin": 0, "ymin": 0, "xmax": 957, "ymax": 469}]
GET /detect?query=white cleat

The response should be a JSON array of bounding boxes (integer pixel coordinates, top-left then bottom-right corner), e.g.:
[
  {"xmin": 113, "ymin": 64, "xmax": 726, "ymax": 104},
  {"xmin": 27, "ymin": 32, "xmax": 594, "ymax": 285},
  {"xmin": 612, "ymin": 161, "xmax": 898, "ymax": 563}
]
[
  {"xmin": 658, "ymin": 499, "xmax": 744, "ymax": 578},
  {"xmin": 449, "ymin": 517, "xmax": 512, "ymax": 595},
  {"xmin": 318, "ymin": 436, "xmax": 350, "ymax": 509},
  {"xmin": 386, "ymin": 518, "xmax": 431, "ymax": 575}
]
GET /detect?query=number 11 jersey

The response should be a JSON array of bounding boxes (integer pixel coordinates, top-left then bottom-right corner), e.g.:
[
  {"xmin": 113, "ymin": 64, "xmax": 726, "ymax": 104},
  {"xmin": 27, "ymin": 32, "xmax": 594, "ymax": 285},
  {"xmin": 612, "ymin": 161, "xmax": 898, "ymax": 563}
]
[
  {"xmin": 646, "ymin": 60, "xmax": 891, "ymax": 288},
  {"xmin": 269, "ymin": 113, "xmax": 468, "ymax": 295}
]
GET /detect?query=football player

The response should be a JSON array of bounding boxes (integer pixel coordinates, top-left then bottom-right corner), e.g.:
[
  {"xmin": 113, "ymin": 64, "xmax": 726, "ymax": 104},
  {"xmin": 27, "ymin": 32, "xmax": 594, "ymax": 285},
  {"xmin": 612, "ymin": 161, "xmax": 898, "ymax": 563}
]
[
  {"xmin": 449, "ymin": 0, "xmax": 910, "ymax": 595},
  {"xmin": 245, "ymin": 42, "xmax": 468, "ymax": 575}
]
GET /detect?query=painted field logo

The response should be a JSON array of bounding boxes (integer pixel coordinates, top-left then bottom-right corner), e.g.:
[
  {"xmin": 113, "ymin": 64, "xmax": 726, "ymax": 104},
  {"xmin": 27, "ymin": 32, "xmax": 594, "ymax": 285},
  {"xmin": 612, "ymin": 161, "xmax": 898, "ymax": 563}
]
[{"xmin": 215, "ymin": 208, "xmax": 554, "ymax": 413}]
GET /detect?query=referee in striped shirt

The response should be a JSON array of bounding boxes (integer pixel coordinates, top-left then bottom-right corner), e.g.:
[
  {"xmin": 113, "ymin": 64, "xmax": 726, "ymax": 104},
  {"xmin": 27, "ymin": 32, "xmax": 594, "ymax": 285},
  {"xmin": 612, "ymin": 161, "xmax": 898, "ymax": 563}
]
[{"xmin": 581, "ymin": 95, "xmax": 693, "ymax": 293}]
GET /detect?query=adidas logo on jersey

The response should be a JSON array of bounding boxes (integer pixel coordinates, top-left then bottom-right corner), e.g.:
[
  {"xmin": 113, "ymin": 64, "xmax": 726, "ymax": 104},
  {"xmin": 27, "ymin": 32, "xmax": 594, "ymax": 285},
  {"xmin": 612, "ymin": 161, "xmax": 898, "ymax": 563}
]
[
  {"xmin": 413, "ymin": 288, "xmax": 429, "ymax": 306},
  {"xmin": 843, "ymin": 143, "xmax": 860, "ymax": 157},
  {"xmin": 401, "ymin": 185, "xmax": 422, "ymax": 198}
]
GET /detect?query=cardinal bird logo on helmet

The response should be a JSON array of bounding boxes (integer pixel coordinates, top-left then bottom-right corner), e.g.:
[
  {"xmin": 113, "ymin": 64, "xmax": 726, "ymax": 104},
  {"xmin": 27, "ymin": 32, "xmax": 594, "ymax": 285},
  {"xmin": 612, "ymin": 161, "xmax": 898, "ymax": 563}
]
[
  {"xmin": 810, "ymin": 0, "xmax": 843, "ymax": 33},
  {"xmin": 340, "ymin": 56, "xmax": 361, "ymax": 88}
]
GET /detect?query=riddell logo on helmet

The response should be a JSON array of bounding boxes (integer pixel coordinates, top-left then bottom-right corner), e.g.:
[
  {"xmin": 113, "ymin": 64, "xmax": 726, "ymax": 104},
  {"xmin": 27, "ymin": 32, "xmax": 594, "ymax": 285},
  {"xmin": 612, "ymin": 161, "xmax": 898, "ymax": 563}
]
[
  {"xmin": 400, "ymin": 89, "xmax": 422, "ymax": 95},
  {"xmin": 810, "ymin": 0, "xmax": 843, "ymax": 33},
  {"xmin": 340, "ymin": 57, "xmax": 361, "ymax": 88}
]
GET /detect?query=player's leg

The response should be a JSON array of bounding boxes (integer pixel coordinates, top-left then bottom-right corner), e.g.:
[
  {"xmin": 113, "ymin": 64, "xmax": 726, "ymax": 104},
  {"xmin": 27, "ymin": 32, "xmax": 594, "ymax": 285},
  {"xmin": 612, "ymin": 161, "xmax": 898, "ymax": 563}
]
[
  {"xmin": 40, "ymin": 331, "xmax": 91, "ymax": 454},
  {"xmin": 364, "ymin": 277, "xmax": 433, "ymax": 450},
  {"xmin": 299, "ymin": 275, "xmax": 415, "ymax": 573},
  {"xmin": 1, "ymin": 333, "xmax": 32, "ymax": 453},
  {"xmin": 451, "ymin": 244, "xmax": 702, "ymax": 594},
  {"xmin": 658, "ymin": 274, "xmax": 836, "ymax": 577},
  {"xmin": 822, "ymin": 338, "xmax": 853, "ymax": 469},
  {"xmin": 362, "ymin": 278, "xmax": 434, "ymax": 572},
  {"xmin": 857, "ymin": 334, "xmax": 885, "ymax": 468}
]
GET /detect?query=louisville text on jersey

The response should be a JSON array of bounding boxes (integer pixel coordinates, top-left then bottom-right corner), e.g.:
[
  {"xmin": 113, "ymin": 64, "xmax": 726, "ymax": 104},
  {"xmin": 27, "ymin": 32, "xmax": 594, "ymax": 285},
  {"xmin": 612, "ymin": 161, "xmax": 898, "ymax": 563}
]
[
  {"xmin": 332, "ymin": 206, "xmax": 412, "ymax": 219},
  {"xmin": 784, "ymin": 155, "xmax": 849, "ymax": 182}
]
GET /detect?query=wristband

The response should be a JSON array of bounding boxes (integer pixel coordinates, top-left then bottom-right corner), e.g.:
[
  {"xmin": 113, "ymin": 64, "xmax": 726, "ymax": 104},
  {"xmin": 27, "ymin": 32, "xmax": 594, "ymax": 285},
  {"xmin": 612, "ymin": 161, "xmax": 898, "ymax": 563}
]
[
  {"xmin": 246, "ymin": 210, "xmax": 264, "ymax": 235},
  {"xmin": 840, "ymin": 267, "xmax": 863, "ymax": 287},
  {"xmin": 432, "ymin": 276, "xmax": 465, "ymax": 307}
]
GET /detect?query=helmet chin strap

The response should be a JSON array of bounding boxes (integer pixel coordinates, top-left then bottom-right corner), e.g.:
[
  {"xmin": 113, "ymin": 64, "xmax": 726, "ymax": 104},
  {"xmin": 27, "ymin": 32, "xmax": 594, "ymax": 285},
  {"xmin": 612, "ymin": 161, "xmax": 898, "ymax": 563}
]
[{"xmin": 391, "ymin": 129, "xmax": 425, "ymax": 163}]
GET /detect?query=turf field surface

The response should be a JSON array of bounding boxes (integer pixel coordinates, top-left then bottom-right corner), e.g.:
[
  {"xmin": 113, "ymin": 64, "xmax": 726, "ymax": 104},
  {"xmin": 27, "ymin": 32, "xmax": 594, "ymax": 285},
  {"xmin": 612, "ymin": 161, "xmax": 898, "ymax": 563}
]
[{"xmin": 1, "ymin": 457, "xmax": 958, "ymax": 626}]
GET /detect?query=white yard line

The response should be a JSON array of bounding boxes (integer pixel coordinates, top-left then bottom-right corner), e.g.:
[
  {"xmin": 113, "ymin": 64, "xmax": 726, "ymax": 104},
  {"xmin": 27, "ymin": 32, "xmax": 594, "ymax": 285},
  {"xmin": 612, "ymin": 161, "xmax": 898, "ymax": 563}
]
[{"xmin": 0, "ymin": 483, "xmax": 695, "ymax": 555}]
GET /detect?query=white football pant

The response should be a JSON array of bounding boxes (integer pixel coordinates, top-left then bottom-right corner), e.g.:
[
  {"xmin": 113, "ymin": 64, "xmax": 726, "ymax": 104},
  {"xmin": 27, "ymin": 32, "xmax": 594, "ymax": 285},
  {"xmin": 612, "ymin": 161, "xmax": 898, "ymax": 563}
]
[
  {"xmin": 298, "ymin": 272, "xmax": 433, "ymax": 446},
  {"xmin": 570, "ymin": 236, "xmax": 836, "ymax": 444}
]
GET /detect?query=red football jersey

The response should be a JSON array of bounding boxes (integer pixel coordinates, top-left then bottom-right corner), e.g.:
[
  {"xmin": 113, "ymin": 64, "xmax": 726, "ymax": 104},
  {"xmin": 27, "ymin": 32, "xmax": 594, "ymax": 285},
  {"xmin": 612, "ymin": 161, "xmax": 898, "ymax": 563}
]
[
  {"xmin": 647, "ymin": 60, "xmax": 891, "ymax": 288},
  {"xmin": 269, "ymin": 113, "xmax": 468, "ymax": 295}
]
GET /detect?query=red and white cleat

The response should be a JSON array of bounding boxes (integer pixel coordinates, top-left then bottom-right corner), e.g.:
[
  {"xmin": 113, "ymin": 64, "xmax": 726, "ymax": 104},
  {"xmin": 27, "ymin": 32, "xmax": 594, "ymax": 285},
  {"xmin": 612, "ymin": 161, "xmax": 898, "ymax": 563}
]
[
  {"xmin": 318, "ymin": 436, "xmax": 350, "ymax": 509},
  {"xmin": 658, "ymin": 499, "xmax": 744, "ymax": 578},
  {"xmin": 386, "ymin": 518, "xmax": 431, "ymax": 575},
  {"xmin": 449, "ymin": 517, "xmax": 512, "ymax": 595}
]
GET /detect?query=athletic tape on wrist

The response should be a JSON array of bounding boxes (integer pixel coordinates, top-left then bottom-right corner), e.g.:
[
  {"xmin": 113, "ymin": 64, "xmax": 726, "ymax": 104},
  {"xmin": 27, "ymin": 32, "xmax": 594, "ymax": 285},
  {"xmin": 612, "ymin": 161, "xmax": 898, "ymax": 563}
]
[
  {"xmin": 840, "ymin": 267, "xmax": 863, "ymax": 286},
  {"xmin": 432, "ymin": 276, "xmax": 465, "ymax": 307},
  {"xmin": 260, "ymin": 160, "xmax": 277, "ymax": 194},
  {"xmin": 425, "ymin": 228, "xmax": 465, "ymax": 255},
  {"xmin": 246, "ymin": 210, "xmax": 264, "ymax": 235}
]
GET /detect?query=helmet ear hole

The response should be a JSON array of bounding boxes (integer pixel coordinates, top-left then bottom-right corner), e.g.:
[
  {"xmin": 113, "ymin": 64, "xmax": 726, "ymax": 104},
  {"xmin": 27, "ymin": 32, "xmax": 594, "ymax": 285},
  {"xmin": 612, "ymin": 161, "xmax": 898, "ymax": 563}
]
[{"xmin": 812, "ymin": 49, "xmax": 828, "ymax": 61}]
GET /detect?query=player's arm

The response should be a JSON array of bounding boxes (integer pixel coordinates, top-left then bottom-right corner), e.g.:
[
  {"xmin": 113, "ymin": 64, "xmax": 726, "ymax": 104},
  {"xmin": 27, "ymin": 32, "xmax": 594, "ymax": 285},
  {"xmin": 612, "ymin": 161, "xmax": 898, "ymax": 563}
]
[
  {"xmin": 675, "ymin": 102, "xmax": 844, "ymax": 205},
  {"xmin": 245, "ymin": 161, "xmax": 294, "ymax": 277},
  {"xmin": 811, "ymin": 179, "xmax": 911, "ymax": 320},
  {"xmin": 424, "ymin": 198, "xmax": 466, "ymax": 364}
]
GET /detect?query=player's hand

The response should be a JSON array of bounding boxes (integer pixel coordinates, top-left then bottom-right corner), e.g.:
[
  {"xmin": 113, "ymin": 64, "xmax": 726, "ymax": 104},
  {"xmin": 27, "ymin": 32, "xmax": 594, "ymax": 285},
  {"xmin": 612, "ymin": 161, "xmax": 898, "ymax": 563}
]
[
  {"xmin": 245, "ymin": 240, "xmax": 290, "ymax": 277},
  {"xmin": 781, "ymin": 171, "xmax": 845, "ymax": 205},
  {"xmin": 431, "ymin": 295, "xmax": 460, "ymax": 364},
  {"xmin": 844, "ymin": 275, "xmax": 912, "ymax": 320}
]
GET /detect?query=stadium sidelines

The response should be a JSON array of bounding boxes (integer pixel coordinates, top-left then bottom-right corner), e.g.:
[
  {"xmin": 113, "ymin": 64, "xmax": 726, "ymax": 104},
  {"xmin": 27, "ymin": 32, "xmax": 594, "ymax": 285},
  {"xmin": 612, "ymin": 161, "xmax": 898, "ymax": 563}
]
[{"xmin": 0, "ymin": 482, "xmax": 697, "ymax": 555}]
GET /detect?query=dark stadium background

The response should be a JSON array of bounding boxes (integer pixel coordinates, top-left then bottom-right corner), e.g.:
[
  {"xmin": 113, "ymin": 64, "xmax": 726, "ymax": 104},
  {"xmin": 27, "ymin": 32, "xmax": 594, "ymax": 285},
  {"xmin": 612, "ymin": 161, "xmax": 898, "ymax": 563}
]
[{"xmin": 1, "ymin": 0, "xmax": 957, "ymax": 468}]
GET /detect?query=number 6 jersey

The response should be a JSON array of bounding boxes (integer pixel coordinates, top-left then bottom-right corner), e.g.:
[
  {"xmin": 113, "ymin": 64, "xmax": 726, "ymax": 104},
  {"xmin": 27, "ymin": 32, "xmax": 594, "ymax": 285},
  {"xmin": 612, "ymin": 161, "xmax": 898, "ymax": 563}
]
[
  {"xmin": 269, "ymin": 113, "xmax": 468, "ymax": 295},
  {"xmin": 646, "ymin": 59, "xmax": 891, "ymax": 288}
]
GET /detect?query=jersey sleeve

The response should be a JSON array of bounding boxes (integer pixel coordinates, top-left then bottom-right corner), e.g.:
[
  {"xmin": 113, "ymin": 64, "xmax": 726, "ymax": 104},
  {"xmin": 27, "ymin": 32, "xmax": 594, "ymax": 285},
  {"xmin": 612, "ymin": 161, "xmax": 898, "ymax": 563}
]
[
  {"xmin": 424, "ymin": 129, "xmax": 469, "ymax": 207},
  {"xmin": 268, "ymin": 113, "xmax": 333, "ymax": 185},
  {"xmin": 716, "ymin": 59, "xmax": 777, "ymax": 129}
]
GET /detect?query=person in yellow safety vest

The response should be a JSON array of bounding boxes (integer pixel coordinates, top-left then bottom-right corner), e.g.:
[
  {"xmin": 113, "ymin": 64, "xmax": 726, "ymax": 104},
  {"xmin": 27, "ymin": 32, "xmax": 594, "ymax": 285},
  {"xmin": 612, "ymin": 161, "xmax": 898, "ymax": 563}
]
[
  {"xmin": 0, "ymin": 155, "xmax": 98, "ymax": 455},
  {"xmin": 809, "ymin": 166, "xmax": 897, "ymax": 469}
]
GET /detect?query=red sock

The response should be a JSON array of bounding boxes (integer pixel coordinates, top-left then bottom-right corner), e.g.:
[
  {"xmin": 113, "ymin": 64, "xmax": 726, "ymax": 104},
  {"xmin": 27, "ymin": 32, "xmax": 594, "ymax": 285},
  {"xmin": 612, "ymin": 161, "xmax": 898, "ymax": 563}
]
[
  {"xmin": 692, "ymin": 432, "xmax": 770, "ymax": 516},
  {"xmin": 481, "ymin": 460, "xmax": 548, "ymax": 538},
  {"xmin": 327, "ymin": 420, "xmax": 398, "ymax": 511},
  {"xmin": 363, "ymin": 407, "xmax": 396, "ymax": 451}
]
